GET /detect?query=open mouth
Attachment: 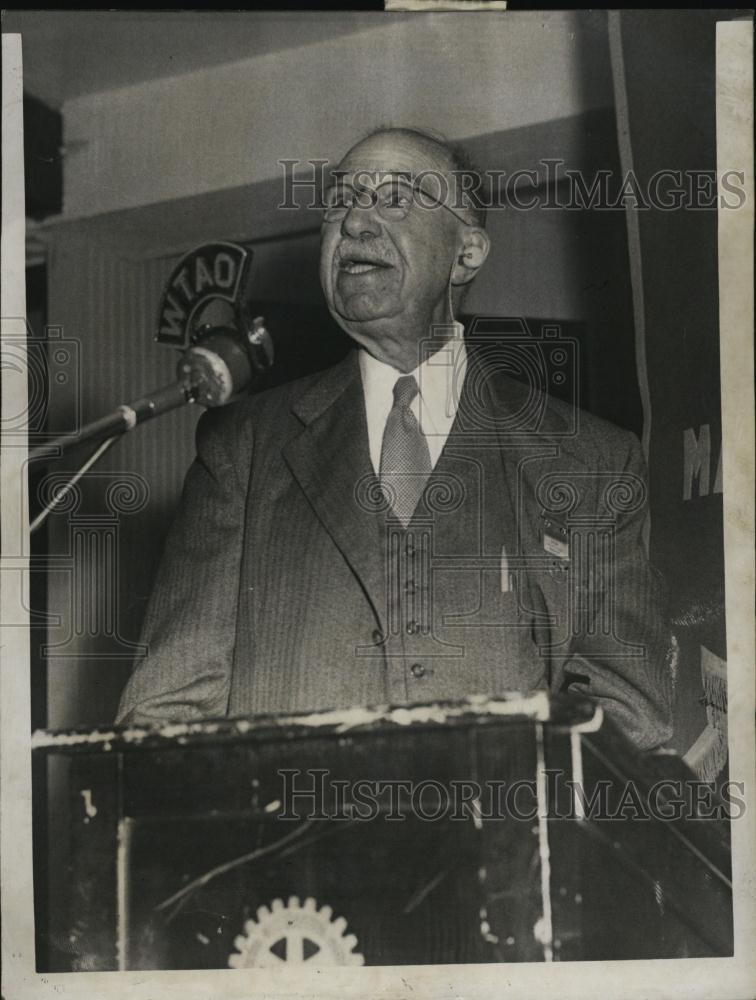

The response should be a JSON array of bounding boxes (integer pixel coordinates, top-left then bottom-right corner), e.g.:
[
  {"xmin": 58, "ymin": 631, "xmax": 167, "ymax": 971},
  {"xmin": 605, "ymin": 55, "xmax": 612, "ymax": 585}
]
[{"xmin": 338, "ymin": 254, "xmax": 392, "ymax": 275}]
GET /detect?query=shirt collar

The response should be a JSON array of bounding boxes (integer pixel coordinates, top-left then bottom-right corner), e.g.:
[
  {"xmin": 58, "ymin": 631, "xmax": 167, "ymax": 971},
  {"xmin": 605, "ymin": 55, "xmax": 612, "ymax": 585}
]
[{"xmin": 359, "ymin": 321, "xmax": 466, "ymax": 416}]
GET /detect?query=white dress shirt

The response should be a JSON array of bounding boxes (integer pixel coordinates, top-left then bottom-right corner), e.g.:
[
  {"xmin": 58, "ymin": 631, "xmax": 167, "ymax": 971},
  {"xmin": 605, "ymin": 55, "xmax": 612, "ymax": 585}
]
[{"xmin": 359, "ymin": 322, "xmax": 467, "ymax": 474}]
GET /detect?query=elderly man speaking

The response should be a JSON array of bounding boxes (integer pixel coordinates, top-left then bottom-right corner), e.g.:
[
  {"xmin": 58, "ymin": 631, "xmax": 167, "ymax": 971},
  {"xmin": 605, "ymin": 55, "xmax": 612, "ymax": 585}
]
[{"xmin": 117, "ymin": 127, "xmax": 672, "ymax": 752}]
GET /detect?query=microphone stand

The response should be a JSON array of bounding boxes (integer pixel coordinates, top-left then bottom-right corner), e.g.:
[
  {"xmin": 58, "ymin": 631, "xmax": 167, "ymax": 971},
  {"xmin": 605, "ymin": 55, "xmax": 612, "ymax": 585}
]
[
  {"xmin": 28, "ymin": 382, "xmax": 197, "ymax": 534},
  {"xmin": 29, "ymin": 382, "xmax": 196, "ymax": 463},
  {"xmin": 28, "ymin": 311, "xmax": 273, "ymax": 534}
]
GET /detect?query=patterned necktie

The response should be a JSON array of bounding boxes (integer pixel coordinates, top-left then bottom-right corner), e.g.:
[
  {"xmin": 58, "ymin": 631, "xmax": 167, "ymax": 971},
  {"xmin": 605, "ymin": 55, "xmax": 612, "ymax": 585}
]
[{"xmin": 379, "ymin": 374, "xmax": 432, "ymax": 527}]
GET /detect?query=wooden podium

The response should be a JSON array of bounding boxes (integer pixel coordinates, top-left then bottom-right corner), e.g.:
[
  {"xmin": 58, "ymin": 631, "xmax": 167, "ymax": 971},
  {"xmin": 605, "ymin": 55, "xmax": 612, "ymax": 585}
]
[{"xmin": 32, "ymin": 693, "xmax": 733, "ymax": 971}]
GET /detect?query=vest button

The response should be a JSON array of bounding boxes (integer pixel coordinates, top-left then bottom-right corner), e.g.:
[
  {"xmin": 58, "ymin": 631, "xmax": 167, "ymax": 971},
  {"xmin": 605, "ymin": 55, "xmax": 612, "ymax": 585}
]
[{"xmin": 410, "ymin": 662, "xmax": 426, "ymax": 679}]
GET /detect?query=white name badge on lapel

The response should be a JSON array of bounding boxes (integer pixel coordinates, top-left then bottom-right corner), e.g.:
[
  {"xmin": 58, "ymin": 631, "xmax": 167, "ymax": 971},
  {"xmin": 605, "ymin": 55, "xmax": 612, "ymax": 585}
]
[{"xmin": 541, "ymin": 516, "xmax": 570, "ymax": 561}]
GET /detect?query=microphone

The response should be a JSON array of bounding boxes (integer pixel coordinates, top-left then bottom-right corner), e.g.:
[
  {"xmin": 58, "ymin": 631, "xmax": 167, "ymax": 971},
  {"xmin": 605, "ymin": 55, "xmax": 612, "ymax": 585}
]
[
  {"xmin": 27, "ymin": 241, "xmax": 273, "ymax": 532},
  {"xmin": 29, "ymin": 240, "xmax": 273, "ymax": 463},
  {"xmin": 28, "ymin": 319, "xmax": 274, "ymax": 463},
  {"xmin": 177, "ymin": 317, "xmax": 273, "ymax": 408}
]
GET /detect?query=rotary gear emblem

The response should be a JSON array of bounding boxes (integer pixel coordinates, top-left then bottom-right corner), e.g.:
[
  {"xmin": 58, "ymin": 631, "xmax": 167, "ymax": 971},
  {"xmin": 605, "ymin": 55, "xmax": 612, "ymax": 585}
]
[{"xmin": 228, "ymin": 896, "xmax": 365, "ymax": 967}]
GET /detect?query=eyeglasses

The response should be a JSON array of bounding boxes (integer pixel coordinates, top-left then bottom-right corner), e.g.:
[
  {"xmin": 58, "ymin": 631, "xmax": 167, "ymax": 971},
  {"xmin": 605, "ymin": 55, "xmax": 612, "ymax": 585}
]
[{"xmin": 322, "ymin": 176, "xmax": 476, "ymax": 226}]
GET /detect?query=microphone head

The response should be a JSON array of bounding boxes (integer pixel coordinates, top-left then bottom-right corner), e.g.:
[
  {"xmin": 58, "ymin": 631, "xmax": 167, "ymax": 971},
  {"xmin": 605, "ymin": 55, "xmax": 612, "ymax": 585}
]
[{"xmin": 176, "ymin": 321, "xmax": 273, "ymax": 407}]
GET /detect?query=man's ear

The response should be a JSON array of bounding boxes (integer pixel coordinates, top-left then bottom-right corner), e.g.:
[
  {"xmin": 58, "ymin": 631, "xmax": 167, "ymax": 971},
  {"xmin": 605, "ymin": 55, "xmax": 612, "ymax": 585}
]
[{"xmin": 451, "ymin": 228, "xmax": 491, "ymax": 286}]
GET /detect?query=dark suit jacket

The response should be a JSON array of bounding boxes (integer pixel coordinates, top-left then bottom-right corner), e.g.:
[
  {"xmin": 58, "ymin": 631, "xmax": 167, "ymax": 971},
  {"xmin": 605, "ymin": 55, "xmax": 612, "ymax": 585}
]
[{"xmin": 116, "ymin": 346, "xmax": 673, "ymax": 750}]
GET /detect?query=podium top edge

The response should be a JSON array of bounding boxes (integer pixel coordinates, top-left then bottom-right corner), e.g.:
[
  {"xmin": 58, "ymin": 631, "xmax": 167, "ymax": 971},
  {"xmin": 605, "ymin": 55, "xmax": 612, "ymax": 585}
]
[{"xmin": 31, "ymin": 692, "xmax": 602, "ymax": 754}]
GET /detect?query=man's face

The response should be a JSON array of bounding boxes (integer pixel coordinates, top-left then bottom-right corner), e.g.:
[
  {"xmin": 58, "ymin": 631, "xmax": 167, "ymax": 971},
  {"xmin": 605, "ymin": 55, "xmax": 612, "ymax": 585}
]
[{"xmin": 319, "ymin": 132, "xmax": 462, "ymax": 364}]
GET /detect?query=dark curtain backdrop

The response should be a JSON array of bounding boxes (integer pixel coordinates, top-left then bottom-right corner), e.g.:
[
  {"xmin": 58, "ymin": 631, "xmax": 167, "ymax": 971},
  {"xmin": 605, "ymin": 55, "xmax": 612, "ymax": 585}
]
[{"xmin": 615, "ymin": 11, "xmax": 731, "ymax": 769}]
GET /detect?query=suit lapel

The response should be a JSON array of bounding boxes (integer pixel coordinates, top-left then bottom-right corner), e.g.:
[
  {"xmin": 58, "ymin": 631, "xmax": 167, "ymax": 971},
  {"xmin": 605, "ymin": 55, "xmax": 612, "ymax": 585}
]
[
  {"xmin": 282, "ymin": 351, "xmax": 388, "ymax": 627},
  {"xmin": 447, "ymin": 346, "xmax": 525, "ymax": 561},
  {"xmin": 463, "ymin": 345, "xmax": 569, "ymax": 556}
]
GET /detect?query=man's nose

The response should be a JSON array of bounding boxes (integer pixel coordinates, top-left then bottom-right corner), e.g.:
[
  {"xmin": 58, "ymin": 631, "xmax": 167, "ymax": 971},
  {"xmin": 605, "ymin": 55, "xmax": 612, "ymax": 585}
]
[{"xmin": 341, "ymin": 201, "xmax": 382, "ymax": 239}]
